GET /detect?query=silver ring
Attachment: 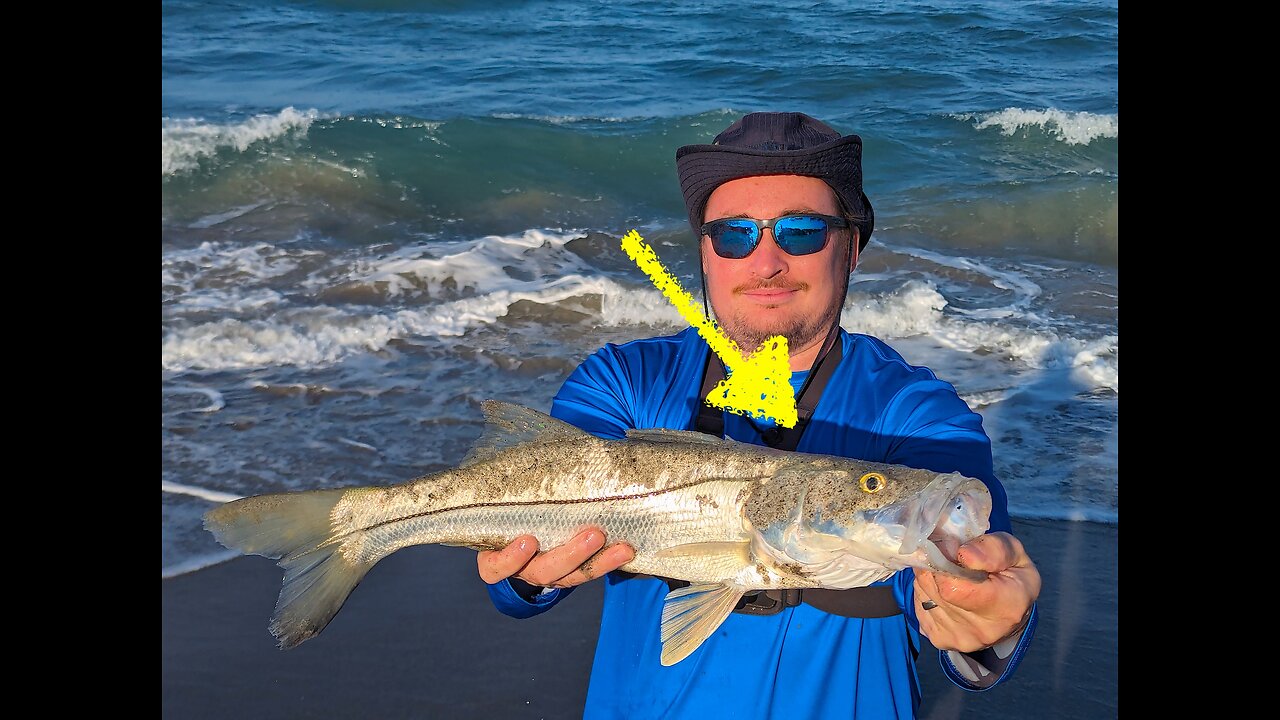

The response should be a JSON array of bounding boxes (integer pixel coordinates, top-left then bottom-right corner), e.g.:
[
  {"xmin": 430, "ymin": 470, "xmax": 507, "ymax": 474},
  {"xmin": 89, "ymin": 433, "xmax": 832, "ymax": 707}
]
[{"xmin": 921, "ymin": 600, "xmax": 938, "ymax": 611}]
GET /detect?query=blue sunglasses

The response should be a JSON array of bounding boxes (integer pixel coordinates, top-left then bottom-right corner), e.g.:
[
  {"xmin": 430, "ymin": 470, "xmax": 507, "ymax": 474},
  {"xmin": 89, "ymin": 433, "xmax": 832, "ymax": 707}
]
[{"xmin": 700, "ymin": 213, "xmax": 849, "ymax": 259}]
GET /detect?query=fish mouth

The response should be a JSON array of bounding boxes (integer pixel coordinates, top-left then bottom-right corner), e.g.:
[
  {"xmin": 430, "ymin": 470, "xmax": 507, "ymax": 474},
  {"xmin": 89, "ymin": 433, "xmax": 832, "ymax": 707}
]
[
  {"xmin": 753, "ymin": 471, "xmax": 995, "ymax": 589},
  {"xmin": 895, "ymin": 473, "xmax": 992, "ymax": 581}
]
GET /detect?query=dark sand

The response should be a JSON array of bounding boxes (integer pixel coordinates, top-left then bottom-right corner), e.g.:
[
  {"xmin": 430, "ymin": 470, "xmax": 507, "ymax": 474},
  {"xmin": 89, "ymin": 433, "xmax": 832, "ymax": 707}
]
[{"xmin": 162, "ymin": 518, "xmax": 1116, "ymax": 719}]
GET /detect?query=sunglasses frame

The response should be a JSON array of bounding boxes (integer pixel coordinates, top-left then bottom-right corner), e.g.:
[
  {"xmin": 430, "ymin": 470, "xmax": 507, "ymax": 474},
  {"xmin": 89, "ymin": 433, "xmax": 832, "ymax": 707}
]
[{"xmin": 700, "ymin": 213, "xmax": 850, "ymax": 259}]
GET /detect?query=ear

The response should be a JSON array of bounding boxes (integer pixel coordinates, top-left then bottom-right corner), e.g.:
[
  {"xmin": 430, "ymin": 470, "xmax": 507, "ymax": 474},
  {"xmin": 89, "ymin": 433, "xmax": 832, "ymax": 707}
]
[{"xmin": 848, "ymin": 229, "xmax": 860, "ymax": 272}]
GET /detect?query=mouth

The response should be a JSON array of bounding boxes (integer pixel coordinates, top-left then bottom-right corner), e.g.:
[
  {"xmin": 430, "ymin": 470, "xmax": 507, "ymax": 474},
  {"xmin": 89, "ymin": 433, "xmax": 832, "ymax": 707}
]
[
  {"xmin": 749, "ymin": 472, "xmax": 994, "ymax": 589},
  {"xmin": 741, "ymin": 288, "xmax": 799, "ymax": 305},
  {"xmin": 737, "ymin": 282, "xmax": 805, "ymax": 305},
  {"xmin": 897, "ymin": 474, "xmax": 992, "ymax": 581}
]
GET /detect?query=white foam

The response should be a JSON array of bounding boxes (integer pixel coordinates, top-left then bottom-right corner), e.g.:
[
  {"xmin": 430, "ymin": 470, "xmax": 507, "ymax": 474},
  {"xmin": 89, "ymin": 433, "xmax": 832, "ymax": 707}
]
[
  {"xmin": 165, "ymin": 229, "xmax": 628, "ymax": 370},
  {"xmin": 894, "ymin": 246, "xmax": 1043, "ymax": 313},
  {"xmin": 839, "ymin": 280, "xmax": 1117, "ymax": 392},
  {"xmin": 599, "ymin": 284, "xmax": 689, "ymax": 328},
  {"xmin": 162, "ymin": 107, "xmax": 325, "ymax": 175},
  {"xmin": 163, "ymin": 241, "xmax": 323, "ymax": 312},
  {"xmin": 163, "ymin": 241, "xmax": 314, "ymax": 286},
  {"xmin": 490, "ymin": 112, "xmax": 642, "ymax": 124},
  {"xmin": 188, "ymin": 202, "xmax": 269, "ymax": 229},
  {"xmin": 162, "ymin": 481, "xmax": 243, "ymax": 503},
  {"xmin": 337, "ymin": 437, "xmax": 379, "ymax": 453},
  {"xmin": 162, "ymin": 386, "xmax": 226, "ymax": 414},
  {"xmin": 161, "ymin": 275, "xmax": 617, "ymax": 371},
  {"xmin": 842, "ymin": 280, "xmax": 948, "ymax": 338},
  {"xmin": 162, "ymin": 229, "xmax": 1115, "ymax": 391},
  {"xmin": 962, "ymin": 108, "xmax": 1118, "ymax": 145},
  {"xmin": 345, "ymin": 229, "xmax": 585, "ymax": 298},
  {"xmin": 349, "ymin": 115, "xmax": 442, "ymax": 131},
  {"xmin": 162, "ymin": 550, "xmax": 240, "ymax": 579}
]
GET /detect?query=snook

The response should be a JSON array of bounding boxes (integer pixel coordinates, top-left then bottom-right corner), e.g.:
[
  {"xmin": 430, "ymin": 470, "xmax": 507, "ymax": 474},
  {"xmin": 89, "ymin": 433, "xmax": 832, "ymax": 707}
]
[{"xmin": 205, "ymin": 400, "xmax": 992, "ymax": 666}]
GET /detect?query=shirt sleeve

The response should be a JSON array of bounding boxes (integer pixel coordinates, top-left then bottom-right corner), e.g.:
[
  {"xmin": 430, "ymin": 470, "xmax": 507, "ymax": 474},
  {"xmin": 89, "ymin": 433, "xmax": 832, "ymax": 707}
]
[
  {"xmin": 485, "ymin": 578, "xmax": 573, "ymax": 619},
  {"xmin": 550, "ymin": 343, "xmax": 639, "ymax": 440},
  {"xmin": 938, "ymin": 605, "xmax": 1039, "ymax": 691}
]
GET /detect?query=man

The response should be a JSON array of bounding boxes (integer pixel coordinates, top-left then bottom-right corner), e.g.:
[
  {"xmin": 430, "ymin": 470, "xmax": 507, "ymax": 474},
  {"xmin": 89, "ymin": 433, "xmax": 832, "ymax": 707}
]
[{"xmin": 478, "ymin": 112, "xmax": 1040, "ymax": 718}]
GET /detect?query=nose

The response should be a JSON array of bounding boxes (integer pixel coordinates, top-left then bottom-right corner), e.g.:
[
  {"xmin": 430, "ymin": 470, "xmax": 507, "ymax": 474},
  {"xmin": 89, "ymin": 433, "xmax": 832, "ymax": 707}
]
[{"xmin": 746, "ymin": 227, "xmax": 788, "ymax": 279}]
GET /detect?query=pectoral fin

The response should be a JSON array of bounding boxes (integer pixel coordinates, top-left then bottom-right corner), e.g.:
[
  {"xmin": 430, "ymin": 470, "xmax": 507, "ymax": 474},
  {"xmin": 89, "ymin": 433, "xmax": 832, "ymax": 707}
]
[{"xmin": 659, "ymin": 582, "xmax": 747, "ymax": 666}]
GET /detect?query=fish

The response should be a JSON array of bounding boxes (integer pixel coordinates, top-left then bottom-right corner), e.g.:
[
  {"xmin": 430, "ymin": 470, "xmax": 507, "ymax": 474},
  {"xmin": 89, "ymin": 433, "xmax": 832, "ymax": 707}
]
[{"xmin": 204, "ymin": 400, "xmax": 993, "ymax": 666}]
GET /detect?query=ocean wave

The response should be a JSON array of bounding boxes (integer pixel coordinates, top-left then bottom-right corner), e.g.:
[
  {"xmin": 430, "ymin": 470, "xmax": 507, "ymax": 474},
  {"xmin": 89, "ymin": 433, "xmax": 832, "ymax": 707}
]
[
  {"xmin": 840, "ymin": 280, "xmax": 1117, "ymax": 392},
  {"xmin": 161, "ymin": 276, "xmax": 618, "ymax": 371},
  {"xmin": 342, "ymin": 229, "xmax": 591, "ymax": 298},
  {"xmin": 163, "ymin": 241, "xmax": 325, "ymax": 311},
  {"xmin": 958, "ymin": 107, "xmax": 1117, "ymax": 145},
  {"xmin": 162, "ymin": 107, "xmax": 325, "ymax": 176}
]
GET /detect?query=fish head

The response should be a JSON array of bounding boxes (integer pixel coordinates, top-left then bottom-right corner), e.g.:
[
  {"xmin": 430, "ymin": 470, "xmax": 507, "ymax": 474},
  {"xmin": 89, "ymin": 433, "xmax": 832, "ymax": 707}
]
[{"xmin": 748, "ymin": 461, "xmax": 993, "ymax": 587}]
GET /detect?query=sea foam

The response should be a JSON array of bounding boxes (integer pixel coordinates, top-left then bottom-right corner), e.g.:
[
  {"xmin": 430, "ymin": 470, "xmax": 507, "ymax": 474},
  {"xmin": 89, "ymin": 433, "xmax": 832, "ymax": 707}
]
[
  {"xmin": 162, "ymin": 107, "xmax": 324, "ymax": 176},
  {"xmin": 960, "ymin": 108, "xmax": 1118, "ymax": 145}
]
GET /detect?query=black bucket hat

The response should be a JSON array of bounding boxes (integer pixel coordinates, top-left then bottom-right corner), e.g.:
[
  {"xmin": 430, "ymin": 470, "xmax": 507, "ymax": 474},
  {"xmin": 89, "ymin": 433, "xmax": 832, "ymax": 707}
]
[{"xmin": 676, "ymin": 112, "xmax": 874, "ymax": 252}]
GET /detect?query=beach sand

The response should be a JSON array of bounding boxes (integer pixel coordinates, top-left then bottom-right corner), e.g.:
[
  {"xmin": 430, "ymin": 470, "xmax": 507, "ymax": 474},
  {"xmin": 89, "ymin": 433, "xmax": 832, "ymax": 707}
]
[{"xmin": 162, "ymin": 518, "xmax": 1116, "ymax": 719}]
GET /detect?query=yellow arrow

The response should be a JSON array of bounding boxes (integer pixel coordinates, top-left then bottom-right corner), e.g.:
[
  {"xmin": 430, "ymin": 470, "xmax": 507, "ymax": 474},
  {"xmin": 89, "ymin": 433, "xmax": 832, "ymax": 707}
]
[{"xmin": 620, "ymin": 229, "xmax": 797, "ymax": 428}]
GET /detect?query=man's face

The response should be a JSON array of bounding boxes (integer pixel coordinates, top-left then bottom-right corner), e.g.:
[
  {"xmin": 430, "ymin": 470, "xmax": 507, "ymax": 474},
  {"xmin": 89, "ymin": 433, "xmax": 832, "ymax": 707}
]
[{"xmin": 701, "ymin": 174, "xmax": 856, "ymax": 364}]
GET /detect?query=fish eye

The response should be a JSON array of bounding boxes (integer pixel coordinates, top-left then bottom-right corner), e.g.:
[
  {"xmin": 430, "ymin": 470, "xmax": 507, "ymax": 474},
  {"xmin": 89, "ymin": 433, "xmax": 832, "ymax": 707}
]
[{"xmin": 859, "ymin": 472, "xmax": 885, "ymax": 493}]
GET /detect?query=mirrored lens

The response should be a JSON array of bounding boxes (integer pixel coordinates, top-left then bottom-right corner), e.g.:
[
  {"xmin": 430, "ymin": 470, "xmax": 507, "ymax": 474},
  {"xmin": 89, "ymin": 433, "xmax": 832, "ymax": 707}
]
[
  {"xmin": 773, "ymin": 216, "xmax": 829, "ymax": 256},
  {"xmin": 709, "ymin": 220, "xmax": 759, "ymax": 259}
]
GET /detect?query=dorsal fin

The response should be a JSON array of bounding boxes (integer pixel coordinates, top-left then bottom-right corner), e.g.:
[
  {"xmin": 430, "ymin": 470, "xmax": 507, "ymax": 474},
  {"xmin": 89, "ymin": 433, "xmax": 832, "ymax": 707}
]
[{"xmin": 460, "ymin": 401, "xmax": 590, "ymax": 467}]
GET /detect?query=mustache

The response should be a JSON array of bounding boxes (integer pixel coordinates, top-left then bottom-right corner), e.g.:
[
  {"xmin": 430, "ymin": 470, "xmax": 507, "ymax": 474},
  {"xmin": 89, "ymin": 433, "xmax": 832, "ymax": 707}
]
[{"xmin": 733, "ymin": 279, "xmax": 809, "ymax": 294}]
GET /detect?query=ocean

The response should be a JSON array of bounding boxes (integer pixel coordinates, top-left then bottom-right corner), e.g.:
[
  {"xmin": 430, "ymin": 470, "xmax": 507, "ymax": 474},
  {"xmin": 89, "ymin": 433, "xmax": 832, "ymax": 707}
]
[{"xmin": 162, "ymin": 0, "xmax": 1118, "ymax": 579}]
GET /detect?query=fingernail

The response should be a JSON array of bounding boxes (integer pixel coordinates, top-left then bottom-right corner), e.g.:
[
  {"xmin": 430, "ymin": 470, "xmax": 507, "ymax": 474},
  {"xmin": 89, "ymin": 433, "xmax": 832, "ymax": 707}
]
[
  {"xmin": 517, "ymin": 537, "xmax": 531, "ymax": 552},
  {"xmin": 581, "ymin": 530, "xmax": 599, "ymax": 545}
]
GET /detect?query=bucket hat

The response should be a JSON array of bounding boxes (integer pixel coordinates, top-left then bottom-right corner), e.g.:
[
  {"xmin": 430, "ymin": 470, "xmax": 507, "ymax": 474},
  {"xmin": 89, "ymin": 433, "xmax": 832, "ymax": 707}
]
[{"xmin": 676, "ymin": 112, "xmax": 874, "ymax": 251}]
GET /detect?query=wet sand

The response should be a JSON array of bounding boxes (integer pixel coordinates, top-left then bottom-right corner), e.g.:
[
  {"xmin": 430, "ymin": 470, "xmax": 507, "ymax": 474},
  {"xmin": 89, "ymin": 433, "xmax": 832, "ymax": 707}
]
[{"xmin": 162, "ymin": 517, "xmax": 1117, "ymax": 719}]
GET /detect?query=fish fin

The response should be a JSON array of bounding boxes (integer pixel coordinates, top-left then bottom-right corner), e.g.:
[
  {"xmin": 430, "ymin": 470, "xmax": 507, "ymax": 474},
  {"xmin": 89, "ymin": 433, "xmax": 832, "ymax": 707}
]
[
  {"xmin": 204, "ymin": 490, "xmax": 373, "ymax": 650},
  {"xmin": 659, "ymin": 582, "xmax": 748, "ymax": 666},
  {"xmin": 204, "ymin": 489, "xmax": 351, "ymax": 560},
  {"xmin": 624, "ymin": 427, "xmax": 738, "ymax": 445},
  {"xmin": 655, "ymin": 541, "xmax": 752, "ymax": 562},
  {"xmin": 461, "ymin": 401, "xmax": 592, "ymax": 467}
]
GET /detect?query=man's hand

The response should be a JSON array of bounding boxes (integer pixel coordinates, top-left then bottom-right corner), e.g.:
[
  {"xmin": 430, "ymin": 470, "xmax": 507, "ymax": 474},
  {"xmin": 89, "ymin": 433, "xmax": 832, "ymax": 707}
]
[
  {"xmin": 913, "ymin": 531, "xmax": 1040, "ymax": 652},
  {"xmin": 477, "ymin": 526, "xmax": 636, "ymax": 590}
]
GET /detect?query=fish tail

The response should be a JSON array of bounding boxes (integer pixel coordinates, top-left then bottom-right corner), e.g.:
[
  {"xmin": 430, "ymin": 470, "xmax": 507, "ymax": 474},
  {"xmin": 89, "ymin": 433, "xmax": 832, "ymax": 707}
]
[{"xmin": 203, "ymin": 489, "xmax": 373, "ymax": 650}]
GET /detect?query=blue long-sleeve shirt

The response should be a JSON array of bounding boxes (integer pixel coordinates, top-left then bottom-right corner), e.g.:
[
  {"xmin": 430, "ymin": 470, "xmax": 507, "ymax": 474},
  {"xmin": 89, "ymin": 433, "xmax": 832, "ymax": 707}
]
[{"xmin": 487, "ymin": 327, "xmax": 1036, "ymax": 719}]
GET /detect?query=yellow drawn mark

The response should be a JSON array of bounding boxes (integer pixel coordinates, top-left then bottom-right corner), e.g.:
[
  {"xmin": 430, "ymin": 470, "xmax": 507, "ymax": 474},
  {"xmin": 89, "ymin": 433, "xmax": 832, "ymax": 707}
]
[{"xmin": 620, "ymin": 229, "xmax": 797, "ymax": 428}]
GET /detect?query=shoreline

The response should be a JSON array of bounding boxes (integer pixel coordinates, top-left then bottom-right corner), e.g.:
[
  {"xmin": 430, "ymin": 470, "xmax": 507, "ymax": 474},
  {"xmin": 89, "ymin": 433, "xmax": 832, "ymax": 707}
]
[{"xmin": 162, "ymin": 517, "xmax": 1117, "ymax": 719}]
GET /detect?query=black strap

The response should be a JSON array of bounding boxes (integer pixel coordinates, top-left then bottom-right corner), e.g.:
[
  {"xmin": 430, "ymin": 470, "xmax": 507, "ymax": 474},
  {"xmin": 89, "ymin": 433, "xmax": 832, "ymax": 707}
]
[
  {"xmin": 695, "ymin": 325, "xmax": 843, "ymax": 449},
  {"xmin": 797, "ymin": 587, "xmax": 902, "ymax": 618},
  {"xmin": 684, "ymin": 329, "xmax": 901, "ymax": 619}
]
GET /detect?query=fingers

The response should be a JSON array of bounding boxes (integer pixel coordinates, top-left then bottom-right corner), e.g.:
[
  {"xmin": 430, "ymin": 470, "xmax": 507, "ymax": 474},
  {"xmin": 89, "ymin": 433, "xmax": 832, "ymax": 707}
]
[
  {"xmin": 550, "ymin": 542, "xmax": 636, "ymax": 588},
  {"xmin": 913, "ymin": 534, "xmax": 1042, "ymax": 652},
  {"xmin": 915, "ymin": 567, "xmax": 983, "ymax": 611},
  {"xmin": 515, "ymin": 527, "xmax": 605, "ymax": 586},
  {"xmin": 954, "ymin": 532, "xmax": 1029, "ymax": 574},
  {"xmin": 914, "ymin": 576, "xmax": 940, "ymax": 615},
  {"xmin": 477, "ymin": 534, "xmax": 539, "ymax": 584},
  {"xmin": 477, "ymin": 527, "xmax": 636, "ymax": 589}
]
